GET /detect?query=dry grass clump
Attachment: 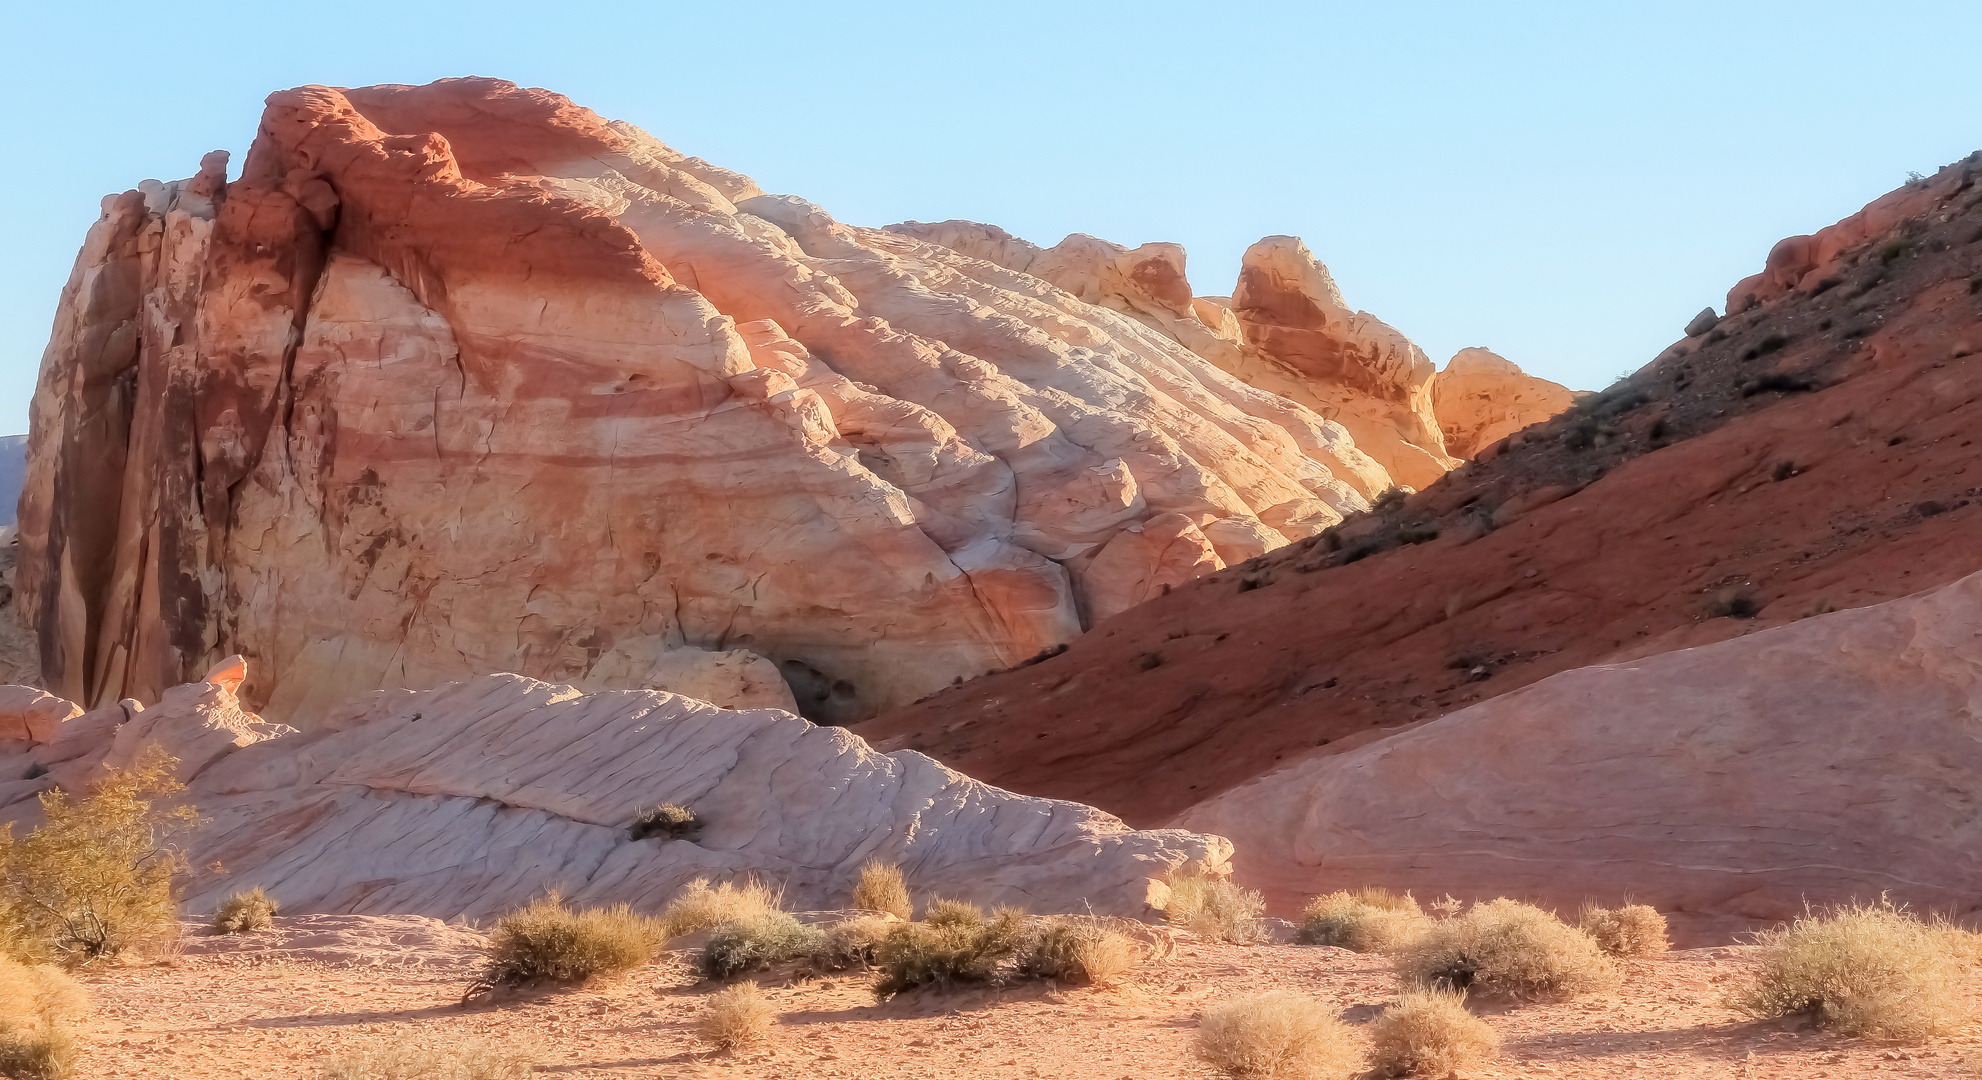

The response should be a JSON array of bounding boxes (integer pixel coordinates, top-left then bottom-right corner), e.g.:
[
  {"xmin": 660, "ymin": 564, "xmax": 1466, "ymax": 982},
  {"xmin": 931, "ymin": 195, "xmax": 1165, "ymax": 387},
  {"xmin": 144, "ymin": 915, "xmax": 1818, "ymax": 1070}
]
[
  {"xmin": 211, "ymin": 887, "xmax": 279, "ymax": 935},
  {"xmin": 657, "ymin": 878, "xmax": 782, "ymax": 940},
  {"xmin": 1367, "ymin": 987, "xmax": 1499, "ymax": 1077},
  {"xmin": 1393, "ymin": 898, "xmax": 1617, "ymax": 1001},
  {"xmin": 1577, "ymin": 902, "xmax": 1668, "ymax": 958},
  {"xmin": 1298, "ymin": 888, "xmax": 1427, "ymax": 953},
  {"xmin": 872, "ymin": 901, "xmax": 1026, "ymax": 998},
  {"xmin": 849, "ymin": 861, "xmax": 911, "ymax": 920},
  {"xmin": 466, "ymin": 895, "xmax": 662, "ymax": 998},
  {"xmin": 315, "ymin": 1041, "xmax": 537, "ymax": 1079},
  {"xmin": 627, "ymin": 803, "xmax": 701, "ymax": 842},
  {"xmin": 698, "ymin": 911, "xmax": 826, "ymax": 979},
  {"xmin": 1166, "ymin": 868, "xmax": 1266, "ymax": 944},
  {"xmin": 1728, "ymin": 899, "xmax": 1973, "ymax": 1040},
  {"xmin": 1018, "ymin": 917, "xmax": 1143, "ymax": 988},
  {"xmin": 0, "ymin": 745, "xmax": 195, "ymax": 964},
  {"xmin": 0, "ymin": 956, "xmax": 87, "ymax": 1079},
  {"xmin": 696, "ymin": 981, "xmax": 776, "ymax": 1053},
  {"xmin": 816, "ymin": 914, "xmax": 896, "ymax": 970},
  {"xmin": 1194, "ymin": 988, "xmax": 1360, "ymax": 1080}
]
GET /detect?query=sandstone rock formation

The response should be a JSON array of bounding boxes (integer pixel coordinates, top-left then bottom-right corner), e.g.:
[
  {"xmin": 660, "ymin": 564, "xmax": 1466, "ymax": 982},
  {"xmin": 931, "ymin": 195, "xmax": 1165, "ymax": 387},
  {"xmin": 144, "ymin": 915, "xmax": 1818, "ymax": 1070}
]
[
  {"xmin": 1176, "ymin": 568, "xmax": 1982, "ymax": 925},
  {"xmin": 861, "ymin": 152, "xmax": 1982, "ymax": 826},
  {"xmin": 20, "ymin": 78, "xmax": 1406, "ymax": 727},
  {"xmin": 0, "ymin": 669, "xmax": 1229, "ymax": 921},
  {"xmin": 1429, "ymin": 347, "xmax": 1578, "ymax": 459}
]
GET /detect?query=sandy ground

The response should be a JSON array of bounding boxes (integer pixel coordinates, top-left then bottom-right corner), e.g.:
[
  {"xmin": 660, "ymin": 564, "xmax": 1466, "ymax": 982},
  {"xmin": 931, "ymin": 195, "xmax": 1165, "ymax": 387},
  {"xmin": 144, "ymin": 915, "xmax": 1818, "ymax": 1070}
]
[{"xmin": 69, "ymin": 916, "xmax": 1982, "ymax": 1079}]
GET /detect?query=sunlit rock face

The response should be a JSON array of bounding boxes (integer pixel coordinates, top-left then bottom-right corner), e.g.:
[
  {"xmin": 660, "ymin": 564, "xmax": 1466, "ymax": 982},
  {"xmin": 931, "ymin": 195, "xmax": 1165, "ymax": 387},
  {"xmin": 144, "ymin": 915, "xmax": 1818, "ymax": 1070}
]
[
  {"xmin": 1431, "ymin": 347, "xmax": 1578, "ymax": 459},
  {"xmin": 21, "ymin": 78, "xmax": 1399, "ymax": 725}
]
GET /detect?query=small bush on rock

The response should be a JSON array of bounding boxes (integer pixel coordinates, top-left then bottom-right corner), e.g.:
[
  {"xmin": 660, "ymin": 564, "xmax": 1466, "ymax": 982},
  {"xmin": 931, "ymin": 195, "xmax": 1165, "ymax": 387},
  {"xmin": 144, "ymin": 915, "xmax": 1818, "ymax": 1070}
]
[
  {"xmin": 1166, "ymin": 869, "xmax": 1266, "ymax": 944},
  {"xmin": 467, "ymin": 895, "xmax": 662, "ymax": 997},
  {"xmin": 849, "ymin": 861, "xmax": 912, "ymax": 920},
  {"xmin": 211, "ymin": 887, "xmax": 279, "ymax": 935},
  {"xmin": 658, "ymin": 878, "xmax": 782, "ymax": 940},
  {"xmin": 1367, "ymin": 987, "xmax": 1499, "ymax": 1077},
  {"xmin": 1299, "ymin": 889, "xmax": 1427, "ymax": 953},
  {"xmin": 872, "ymin": 902, "xmax": 1026, "ymax": 998},
  {"xmin": 698, "ymin": 911, "xmax": 827, "ymax": 980},
  {"xmin": 1578, "ymin": 903, "xmax": 1668, "ymax": 958},
  {"xmin": 1393, "ymin": 898, "xmax": 1617, "ymax": 1001},
  {"xmin": 1194, "ymin": 988, "xmax": 1360, "ymax": 1080},
  {"xmin": 0, "ymin": 745, "xmax": 196, "ymax": 964},
  {"xmin": 1728, "ymin": 899, "xmax": 1972, "ymax": 1040},
  {"xmin": 315, "ymin": 1041, "xmax": 537, "ymax": 1080},
  {"xmin": 697, "ymin": 981, "xmax": 776, "ymax": 1053},
  {"xmin": 1019, "ymin": 917, "xmax": 1142, "ymax": 988},
  {"xmin": 627, "ymin": 803, "xmax": 701, "ymax": 842}
]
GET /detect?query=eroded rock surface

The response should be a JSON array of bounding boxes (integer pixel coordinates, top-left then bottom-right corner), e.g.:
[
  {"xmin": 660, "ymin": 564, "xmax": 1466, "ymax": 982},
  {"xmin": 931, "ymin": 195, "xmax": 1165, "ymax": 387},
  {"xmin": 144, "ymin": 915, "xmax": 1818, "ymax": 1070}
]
[
  {"xmin": 0, "ymin": 671, "xmax": 1229, "ymax": 921},
  {"xmin": 1430, "ymin": 347, "xmax": 1578, "ymax": 459},
  {"xmin": 1177, "ymin": 569, "xmax": 1982, "ymax": 924},
  {"xmin": 22, "ymin": 78, "xmax": 1418, "ymax": 726}
]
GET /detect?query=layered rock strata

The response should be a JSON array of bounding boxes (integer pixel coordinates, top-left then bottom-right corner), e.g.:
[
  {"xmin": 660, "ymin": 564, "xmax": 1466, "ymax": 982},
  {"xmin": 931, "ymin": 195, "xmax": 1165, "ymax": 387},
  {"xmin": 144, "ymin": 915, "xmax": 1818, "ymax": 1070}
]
[
  {"xmin": 1176, "ymin": 568, "xmax": 1982, "ymax": 926},
  {"xmin": 20, "ymin": 78, "xmax": 1396, "ymax": 726},
  {"xmin": 0, "ymin": 667, "xmax": 1229, "ymax": 921}
]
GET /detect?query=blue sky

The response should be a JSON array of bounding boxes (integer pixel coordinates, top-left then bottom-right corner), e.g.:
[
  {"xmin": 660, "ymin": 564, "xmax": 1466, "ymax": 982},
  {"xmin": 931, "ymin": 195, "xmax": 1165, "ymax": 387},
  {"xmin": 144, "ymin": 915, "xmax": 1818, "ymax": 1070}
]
[{"xmin": 5, "ymin": 1, "xmax": 1979, "ymax": 436}]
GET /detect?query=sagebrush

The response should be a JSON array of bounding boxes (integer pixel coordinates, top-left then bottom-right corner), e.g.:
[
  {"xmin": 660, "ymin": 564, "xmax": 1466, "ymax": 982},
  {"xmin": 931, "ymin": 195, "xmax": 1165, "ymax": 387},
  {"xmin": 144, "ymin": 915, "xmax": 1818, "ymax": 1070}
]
[
  {"xmin": 627, "ymin": 804, "xmax": 700, "ymax": 842},
  {"xmin": 1018, "ymin": 917, "xmax": 1142, "ymax": 988},
  {"xmin": 697, "ymin": 981, "xmax": 776, "ymax": 1053},
  {"xmin": 1728, "ymin": 899, "xmax": 1973, "ymax": 1040},
  {"xmin": 698, "ymin": 911, "xmax": 826, "ymax": 979},
  {"xmin": 1392, "ymin": 898, "xmax": 1616, "ymax": 1000},
  {"xmin": 1577, "ymin": 903, "xmax": 1667, "ymax": 958},
  {"xmin": 658, "ymin": 878, "xmax": 782, "ymax": 940},
  {"xmin": 0, "ymin": 955, "xmax": 87, "ymax": 1080},
  {"xmin": 1298, "ymin": 888, "xmax": 1427, "ymax": 953},
  {"xmin": 1194, "ymin": 988, "xmax": 1359, "ymax": 1080},
  {"xmin": 466, "ymin": 895, "xmax": 662, "ymax": 997},
  {"xmin": 1367, "ymin": 987, "xmax": 1499, "ymax": 1077},
  {"xmin": 815, "ymin": 914, "xmax": 896, "ymax": 970},
  {"xmin": 849, "ymin": 861, "xmax": 911, "ymax": 920},
  {"xmin": 0, "ymin": 745, "xmax": 196, "ymax": 964},
  {"xmin": 872, "ymin": 901, "xmax": 1026, "ymax": 998},
  {"xmin": 315, "ymin": 1041, "xmax": 537, "ymax": 1080},
  {"xmin": 1165, "ymin": 868, "xmax": 1265, "ymax": 944},
  {"xmin": 211, "ymin": 887, "xmax": 279, "ymax": 935}
]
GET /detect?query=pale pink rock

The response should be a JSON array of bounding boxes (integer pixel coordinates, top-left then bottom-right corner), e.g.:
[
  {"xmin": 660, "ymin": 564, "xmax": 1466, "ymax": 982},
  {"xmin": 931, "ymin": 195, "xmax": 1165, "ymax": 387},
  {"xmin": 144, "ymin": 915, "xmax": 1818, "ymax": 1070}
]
[
  {"xmin": 1175, "ymin": 568, "xmax": 1982, "ymax": 925},
  {"xmin": 1080, "ymin": 513, "xmax": 1225, "ymax": 624},
  {"xmin": 1431, "ymin": 347, "xmax": 1578, "ymax": 458},
  {"xmin": 0, "ymin": 685, "xmax": 80, "ymax": 743}
]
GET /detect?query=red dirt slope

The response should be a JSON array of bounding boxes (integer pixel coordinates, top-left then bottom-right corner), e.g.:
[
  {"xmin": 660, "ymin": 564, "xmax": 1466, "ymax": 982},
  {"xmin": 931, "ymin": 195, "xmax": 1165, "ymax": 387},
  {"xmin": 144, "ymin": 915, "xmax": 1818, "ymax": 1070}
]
[{"xmin": 858, "ymin": 153, "xmax": 1982, "ymax": 826}]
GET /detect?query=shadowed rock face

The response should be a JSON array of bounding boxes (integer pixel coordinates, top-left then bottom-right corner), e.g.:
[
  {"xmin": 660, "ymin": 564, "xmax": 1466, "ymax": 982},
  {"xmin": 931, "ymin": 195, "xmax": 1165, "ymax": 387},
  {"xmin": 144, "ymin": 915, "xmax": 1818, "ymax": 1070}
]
[
  {"xmin": 1176, "ymin": 567, "xmax": 1982, "ymax": 929},
  {"xmin": 0, "ymin": 670, "xmax": 1229, "ymax": 921},
  {"xmin": 19, "ymin": 78, "xmax": 1421, "ymax": 727}
]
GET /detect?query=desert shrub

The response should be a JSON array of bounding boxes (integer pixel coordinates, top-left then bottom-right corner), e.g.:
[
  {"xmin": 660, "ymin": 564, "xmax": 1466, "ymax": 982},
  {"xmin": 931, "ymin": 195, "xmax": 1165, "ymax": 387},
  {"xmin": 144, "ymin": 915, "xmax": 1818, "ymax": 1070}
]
[
  {"xmin": 1194, "ymin": 988, "xmax": 1360, "ymax": 1080},
  {"xmin": 872, "ymin": 902, "xmax": 1026, "ymax": 998},
  {"xmin": 0, "ymin": 955, "xmax": 86, "ymax": 1079},
  {"xmin": 1728, "ymin": 899, "xmax": 1971, "ymax": 1040},
  {"xmin": 1393, "ymin": 898, "xmax": 1617, "ymax": 1001},
  {"xmin": 315, "ymin": 1041, "xmax": 536, "ymax": 1080},
  {"xmin": 815, "ymin": 914, "xmax": 896, "ymax": 970},
  {"xmin": 697, "ymin": 980, "xmax": 776, "ymax": 1053},
  {"xmin": 211, "ymin": 887, "xmax": 279, "ymax": 935},
  {"xmin": 849, "ymin": 861, "xmax": 911, "ymax": 920},
  {"xmin": 698, "ymin": 911, "xmax": 826, "ymax": 980},
  {"xmin": 1298, "ymin": 889, "xmax": 1427, "ymax": 953},
  {"xmin": 466, "ymin": 895, "xmax": 662, "ymax": 997},
  {"xmin": 1367, "ymin": 987, "xmax": 1499, "ymax": 1077},
  {"xmin": 1165, "ymin": 869, "xmax": 1266, "ymax": 944},
  {"xmin": 1577, "ymin": 903, "xmax": 1668, "ymax": 958},
  {"xmin": 627, "ymin": 803, "xmax": 701, "ymax": 842},
  {"xmin": 0, "ymin": 744, "xmax": 196, "ymax": 964},
  {"xmin": 658, "ymin": 878, "xmax": 782, "ymax": 940},
  {"xmin": 1018, "ymin": 917, "xmax": 1142, "ymax": 988}
]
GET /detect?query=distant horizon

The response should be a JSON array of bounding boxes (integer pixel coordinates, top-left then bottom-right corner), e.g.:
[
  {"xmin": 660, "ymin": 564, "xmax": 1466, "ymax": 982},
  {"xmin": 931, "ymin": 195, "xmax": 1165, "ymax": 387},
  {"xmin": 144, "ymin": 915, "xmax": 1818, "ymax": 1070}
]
[{"xmin": 7, "ymin": 1, "xmax": 1981, "ymax": 436}]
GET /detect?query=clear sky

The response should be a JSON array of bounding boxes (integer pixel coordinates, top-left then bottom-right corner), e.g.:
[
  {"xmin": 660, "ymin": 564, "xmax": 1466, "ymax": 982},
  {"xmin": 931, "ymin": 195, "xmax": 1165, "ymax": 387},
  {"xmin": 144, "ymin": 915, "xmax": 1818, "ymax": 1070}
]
[{"xmin": 5, "ymin": 1, "xmax": 1980, "ymax": 437}]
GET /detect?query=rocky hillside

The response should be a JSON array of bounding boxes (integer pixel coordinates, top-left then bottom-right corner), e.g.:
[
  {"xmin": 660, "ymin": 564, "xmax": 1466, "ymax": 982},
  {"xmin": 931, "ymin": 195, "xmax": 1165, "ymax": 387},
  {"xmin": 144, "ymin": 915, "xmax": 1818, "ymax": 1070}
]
[
  {"xmin": 860, "ymin": 153, "xmax": 1982, "ymax": 825},
  {"xmin": 18, "ymin": 78, "xmax": 1567, "ymax": 727}
]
